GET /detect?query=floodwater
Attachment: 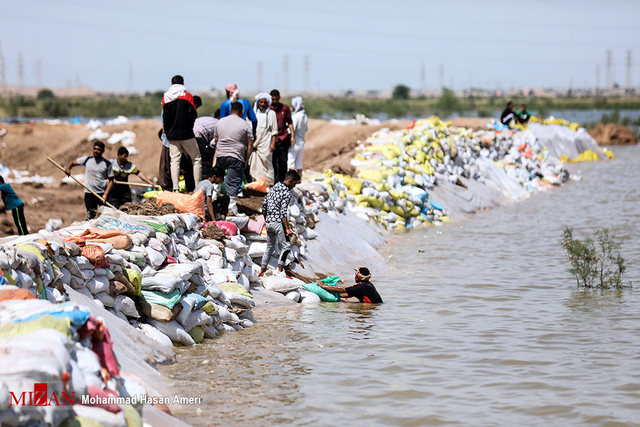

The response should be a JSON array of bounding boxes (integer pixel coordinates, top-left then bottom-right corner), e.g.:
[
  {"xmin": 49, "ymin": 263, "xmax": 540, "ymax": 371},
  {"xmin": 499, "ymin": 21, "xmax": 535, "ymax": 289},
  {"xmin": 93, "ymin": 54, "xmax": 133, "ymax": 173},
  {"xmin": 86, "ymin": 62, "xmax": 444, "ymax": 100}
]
[{"xmin": 166, "ymin": 145, "xmax": 640, "ymax": 426}]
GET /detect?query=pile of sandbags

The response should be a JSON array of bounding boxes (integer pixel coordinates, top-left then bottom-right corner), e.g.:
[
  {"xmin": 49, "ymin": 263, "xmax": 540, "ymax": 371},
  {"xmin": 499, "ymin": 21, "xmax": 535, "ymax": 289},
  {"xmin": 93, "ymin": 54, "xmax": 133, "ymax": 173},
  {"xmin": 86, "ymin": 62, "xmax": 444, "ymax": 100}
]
[
  {"xmin": 0, "ymin": 295, "xmax": 146, "ymax": 426},
  {"xmin": 296, "ymin": 116, "xmax": 582, "ymax": 230}
]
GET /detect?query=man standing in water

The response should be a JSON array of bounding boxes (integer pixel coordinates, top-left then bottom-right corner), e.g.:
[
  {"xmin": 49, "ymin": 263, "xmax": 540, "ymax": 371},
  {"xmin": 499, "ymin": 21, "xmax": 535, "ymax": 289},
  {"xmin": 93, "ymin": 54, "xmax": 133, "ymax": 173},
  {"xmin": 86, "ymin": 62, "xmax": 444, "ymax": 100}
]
[{"xmin": 317, "ymin": 266, "xmax": 383, "ymax": 303}]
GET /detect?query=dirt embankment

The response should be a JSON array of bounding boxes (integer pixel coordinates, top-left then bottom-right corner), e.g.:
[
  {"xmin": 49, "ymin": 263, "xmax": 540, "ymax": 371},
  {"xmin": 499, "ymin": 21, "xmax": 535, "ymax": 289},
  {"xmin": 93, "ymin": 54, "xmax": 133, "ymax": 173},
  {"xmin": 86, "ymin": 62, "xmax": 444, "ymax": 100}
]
[
  {"xmin": 588, "ymin": 123, "xmax": 638, "ymax": 146},
  {"xmin": 0, "ymin": 118, "xmax": 408, "ymax": 236}
]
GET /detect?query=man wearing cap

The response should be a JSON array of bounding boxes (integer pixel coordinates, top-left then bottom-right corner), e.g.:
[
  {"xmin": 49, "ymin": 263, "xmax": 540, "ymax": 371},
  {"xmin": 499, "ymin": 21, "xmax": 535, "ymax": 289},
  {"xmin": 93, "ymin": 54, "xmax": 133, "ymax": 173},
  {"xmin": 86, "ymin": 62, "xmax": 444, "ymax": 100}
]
[{"xmin": 317, "ymin": 266, "xmax": 383, "ymax": 303}]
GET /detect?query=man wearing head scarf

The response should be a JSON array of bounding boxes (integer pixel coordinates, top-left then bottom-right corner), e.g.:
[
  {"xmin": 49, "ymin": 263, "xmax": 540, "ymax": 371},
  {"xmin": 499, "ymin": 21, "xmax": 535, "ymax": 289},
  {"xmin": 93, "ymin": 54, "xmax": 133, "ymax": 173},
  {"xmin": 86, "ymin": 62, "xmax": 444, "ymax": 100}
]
[
  {"xmin": 249, "ymin": 92, "xmax": 278, "ymax": 186},
  {"xmin": 270, "ymin": 89, "xmax": 295, "ymax": 183},
  {"xmin": 288, "ymin": 96, "xmax": 308, "ymax": 177},
  {"xmin": 317, "ymin": 266, "xmax": 383, "ymax": 303},
  {"xmin": 220, "ymin": 83, "xmax": 258, "ymax": 136},
  {"xmin": 162, "ymin": 75, "xmax": 202, "ymax": 191}
]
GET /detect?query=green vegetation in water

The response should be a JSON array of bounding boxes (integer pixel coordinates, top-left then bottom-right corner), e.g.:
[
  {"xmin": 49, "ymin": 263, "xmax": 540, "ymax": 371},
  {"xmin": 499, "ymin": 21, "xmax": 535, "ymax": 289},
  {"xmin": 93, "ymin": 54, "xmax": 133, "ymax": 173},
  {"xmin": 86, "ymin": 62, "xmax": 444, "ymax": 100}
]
[{"xmin": 560, "ymin": 227, "xmax": 628, "ymax": 289}]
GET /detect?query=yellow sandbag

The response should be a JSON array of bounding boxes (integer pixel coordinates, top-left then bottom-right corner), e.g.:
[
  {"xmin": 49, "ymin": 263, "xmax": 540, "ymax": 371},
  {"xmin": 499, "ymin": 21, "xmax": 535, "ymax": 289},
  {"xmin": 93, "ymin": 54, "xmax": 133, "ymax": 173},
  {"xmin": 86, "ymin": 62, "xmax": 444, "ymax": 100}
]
[
  {"xmin": 218, "ymin": 282, "xmax": 253, "ymax": 298},
  {"xmin": 123, "ymin": 268, "xmax": 142, "ymax": 296},
  {"xmin": 440, "ymin": 216, "xmax": 452, "ymax": 223},
  {"xmin": 403, "ymin": 176, "xmax": 417, "ymax": 186},
  {"xmin": 0, "ymin": 314, "xmax": 71, "ymax": 338},
  {"xmin": 360, "ymin": 169, "xmax": 384, "ymax": 183},
  {"xmin": 342, "ymin": 178, "xmax": 363, "ymax": 194},
  {"xmin": 188, "ymin": 325, "xmax": 205, "ymax": 344},
  {"xmin": 391, "ymin": 205, "xmax": 405, "ymax": 217},
  {"xmin": 201, "ymin": 301, "xmax": 218, "ymax": 314},
  {"xmin": 388, "ymin": 190, "xmax": 405, "ymax": 201},
  {"xmin": 144, "ymin": 190, "xmax": 162, "ymax": 199}
]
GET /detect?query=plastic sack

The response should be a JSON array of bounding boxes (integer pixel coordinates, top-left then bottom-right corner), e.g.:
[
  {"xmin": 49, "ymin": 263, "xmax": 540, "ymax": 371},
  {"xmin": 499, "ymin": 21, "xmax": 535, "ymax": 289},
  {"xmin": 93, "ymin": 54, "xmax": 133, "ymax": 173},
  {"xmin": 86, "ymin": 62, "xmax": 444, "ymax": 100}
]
[
  {"xmin": 138, "ymin": 322, "xmax": 174, "ymax": 348},
  {"xmin": 139, "ymin": 288, "xmax": 182, "ymax": 309},
  {"xmin": 81, "ymin": 244, "xmax": 106, "ymax": 265},
  {"xmin": 242, "ymin": 214, "xmax": 265, "ymax": 234},
  {"xmin": 261, "ymin": 276, "xmax": 304, "ymax": 293},
  {"xmin": 87, "ymin": 275, "xmax": 110, "ymax": 295},
  {"xmin": 245, "ymin": 177, "xmax": 267, "ymax": 193},
  {"xmin": 302, "ymin": 278, "xmax": 341, "ymax": 302},
  {"xmin": 157, "ymin": 187, "xmax": 205, "ymax": 219},
  {"xmin": 215, "ymin": 221, "xmax": 238, "ymax": 237},
  {"xmin": 147, "ymin": 319, "xmax": 195, "ymax": 346},
  {"xmin": 135, "ymin": 299, "xmax": 182, "ymax": 322},
  {"xmin": 141, "ymin": 275, "xmax": 183, "ymax": 293},
  {"xmin": 113, "ymin": 295, "xmax": 139, "ymax": 318},
  {"xmin": 218, "ymin": 282, "xmax": 253, "ymax": 298},
  {"xmin": 299, "ymin": 290, "xmax": 321, "ymax": 303}
]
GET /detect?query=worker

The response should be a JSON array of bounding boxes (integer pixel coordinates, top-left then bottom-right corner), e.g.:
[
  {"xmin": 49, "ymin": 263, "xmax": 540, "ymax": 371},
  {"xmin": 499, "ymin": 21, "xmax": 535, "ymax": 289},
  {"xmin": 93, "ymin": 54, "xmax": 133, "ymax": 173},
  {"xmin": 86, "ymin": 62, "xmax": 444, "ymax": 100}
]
[
  {"xmin": 500, "ymin": 101, "xmax": 517, "ymax": 126},
  {"xmin": 317, "ymin": 266, "xmax": 383, "ymax": 303},
  {"xmin": 65, "ymin": 141, "xmax": 115, "ymax": 220},
  {"xmin": 0, "ymin": 175, "xmax": 28, "ymax": 235},
  {"xmin": 516, "ymin": 104, "xmax": 536, "ymax": 124},
  {"xmin": 108, "ymin": 146, "xmax": 156, "ymax": 208},
  {"xmin": 194, "ymin": 166, "xmax": 229, "ymax": 221}
]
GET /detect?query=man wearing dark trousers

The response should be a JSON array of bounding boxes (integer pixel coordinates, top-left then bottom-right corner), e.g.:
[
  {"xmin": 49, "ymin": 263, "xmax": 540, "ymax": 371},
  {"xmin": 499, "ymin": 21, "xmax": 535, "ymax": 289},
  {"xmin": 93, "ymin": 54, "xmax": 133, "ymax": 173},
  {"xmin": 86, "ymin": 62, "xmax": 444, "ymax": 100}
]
[
  {"xmin": 269, "ymin": 89, "xmax": 295, "ymax": 183},
  {"xmin": 65, "ymin": 141, "xmax": 115, "ymax": 220}
]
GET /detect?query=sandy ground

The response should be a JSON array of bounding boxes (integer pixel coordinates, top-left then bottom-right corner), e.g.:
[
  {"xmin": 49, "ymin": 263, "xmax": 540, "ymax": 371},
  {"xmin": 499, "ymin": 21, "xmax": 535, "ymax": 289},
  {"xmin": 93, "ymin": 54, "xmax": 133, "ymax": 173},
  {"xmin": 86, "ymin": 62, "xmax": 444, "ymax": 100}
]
[{"xmin": 0, "ymin": 118, "xmax": 407, "ymax": 235}]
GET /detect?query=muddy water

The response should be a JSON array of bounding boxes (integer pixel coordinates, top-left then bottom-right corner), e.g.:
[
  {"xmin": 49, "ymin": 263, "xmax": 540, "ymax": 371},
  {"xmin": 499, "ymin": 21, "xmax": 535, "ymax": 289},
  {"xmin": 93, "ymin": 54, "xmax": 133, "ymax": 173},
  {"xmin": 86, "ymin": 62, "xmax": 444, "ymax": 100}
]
[{"xmin": 166, "ymin": 145, "xmax": 640, "ymax": 426}]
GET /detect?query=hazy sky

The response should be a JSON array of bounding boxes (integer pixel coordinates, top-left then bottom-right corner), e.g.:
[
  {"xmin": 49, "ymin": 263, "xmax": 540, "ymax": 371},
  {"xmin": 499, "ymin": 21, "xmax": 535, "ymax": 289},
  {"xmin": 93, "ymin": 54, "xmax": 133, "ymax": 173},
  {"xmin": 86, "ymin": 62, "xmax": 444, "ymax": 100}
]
[{"xmin": 1, "ymin": 0, "xmax": 639, "ymax": 93}]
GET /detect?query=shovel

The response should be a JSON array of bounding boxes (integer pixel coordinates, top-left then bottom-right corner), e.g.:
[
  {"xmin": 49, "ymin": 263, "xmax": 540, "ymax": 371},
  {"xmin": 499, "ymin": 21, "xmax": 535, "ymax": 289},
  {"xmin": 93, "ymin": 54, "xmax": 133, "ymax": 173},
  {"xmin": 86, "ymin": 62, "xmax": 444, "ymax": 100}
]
[{"xmin": 47, "ymin": 157, "xmax": 118, "ymax": 210}]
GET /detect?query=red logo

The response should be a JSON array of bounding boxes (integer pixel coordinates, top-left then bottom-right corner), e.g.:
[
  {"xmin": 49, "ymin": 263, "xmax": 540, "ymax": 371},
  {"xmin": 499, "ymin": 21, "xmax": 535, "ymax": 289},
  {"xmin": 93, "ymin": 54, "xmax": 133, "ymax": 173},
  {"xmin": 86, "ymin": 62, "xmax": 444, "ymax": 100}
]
[{"xmin": 9, "ymin": 383, "xmax": 75, "ymax": 407}]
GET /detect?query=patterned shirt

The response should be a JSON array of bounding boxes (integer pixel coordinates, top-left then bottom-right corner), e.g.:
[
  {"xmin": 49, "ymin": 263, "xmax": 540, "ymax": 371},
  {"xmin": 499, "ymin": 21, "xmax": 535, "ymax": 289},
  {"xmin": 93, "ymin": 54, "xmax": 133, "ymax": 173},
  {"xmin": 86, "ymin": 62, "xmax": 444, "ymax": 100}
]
[
  {"xmin": 261, "ymin": 182, "xmax": 292, "ymax": 224},
  {"xmin": 194, "ymin": 116, "xmax": 218, "ymax": 148}
]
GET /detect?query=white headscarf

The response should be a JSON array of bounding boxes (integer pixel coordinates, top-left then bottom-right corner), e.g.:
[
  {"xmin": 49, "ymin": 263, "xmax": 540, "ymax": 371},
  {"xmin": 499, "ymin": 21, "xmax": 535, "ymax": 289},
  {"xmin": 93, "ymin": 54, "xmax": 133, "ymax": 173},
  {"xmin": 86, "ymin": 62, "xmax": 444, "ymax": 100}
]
[
  {"xmin": 292, "ymin": 96, "xmax": 305, "ymax": 114},
  {"xmin": 253, "ymin": 92, "xmax": 272, "ymax": 114}
]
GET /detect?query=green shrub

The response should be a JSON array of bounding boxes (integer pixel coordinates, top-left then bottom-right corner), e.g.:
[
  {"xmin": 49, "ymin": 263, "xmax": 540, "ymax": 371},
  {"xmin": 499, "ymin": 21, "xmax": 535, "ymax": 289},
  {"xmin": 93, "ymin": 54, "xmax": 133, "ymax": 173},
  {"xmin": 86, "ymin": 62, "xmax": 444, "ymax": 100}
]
[{"xmin": 560, "ymin": 227, "xmax": 627, "ymax": 289}]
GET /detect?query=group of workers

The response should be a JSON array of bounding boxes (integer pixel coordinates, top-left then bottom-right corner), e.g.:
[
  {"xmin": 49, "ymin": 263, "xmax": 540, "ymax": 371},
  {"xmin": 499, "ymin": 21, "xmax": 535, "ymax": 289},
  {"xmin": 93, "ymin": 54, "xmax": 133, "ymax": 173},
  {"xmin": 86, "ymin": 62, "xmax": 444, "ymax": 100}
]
[
  {"xmin": 156, "ymin": 76, "xmax": 309, "ymax": 216},
  {"xmin": 500, "ymin": 101, "xmax": 536, "ymax": 126}
]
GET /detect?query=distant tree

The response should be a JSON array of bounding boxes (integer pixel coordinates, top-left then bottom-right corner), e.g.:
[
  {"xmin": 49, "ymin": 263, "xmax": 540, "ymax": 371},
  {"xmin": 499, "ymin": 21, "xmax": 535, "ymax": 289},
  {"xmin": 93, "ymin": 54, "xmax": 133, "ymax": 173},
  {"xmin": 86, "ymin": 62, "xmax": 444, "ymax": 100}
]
[
  {"xmin": 37, "ymin": 88, "xmax": 55, "ymax": 100},
  {"xmin": 392, "ymin": 84, "xmax": 411, "ymax": 100},
  {"xmin": 435, "ymin": 88, "xmax": 461, "ymax": 113}
]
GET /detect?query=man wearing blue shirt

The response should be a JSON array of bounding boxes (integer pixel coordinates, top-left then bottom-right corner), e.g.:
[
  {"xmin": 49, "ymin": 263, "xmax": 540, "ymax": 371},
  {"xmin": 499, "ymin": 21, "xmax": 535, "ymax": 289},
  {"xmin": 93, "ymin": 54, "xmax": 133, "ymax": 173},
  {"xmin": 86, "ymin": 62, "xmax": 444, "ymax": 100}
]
[{"xmin": 220, "ymin": 83, "xmax": 257, "ymax": 136}]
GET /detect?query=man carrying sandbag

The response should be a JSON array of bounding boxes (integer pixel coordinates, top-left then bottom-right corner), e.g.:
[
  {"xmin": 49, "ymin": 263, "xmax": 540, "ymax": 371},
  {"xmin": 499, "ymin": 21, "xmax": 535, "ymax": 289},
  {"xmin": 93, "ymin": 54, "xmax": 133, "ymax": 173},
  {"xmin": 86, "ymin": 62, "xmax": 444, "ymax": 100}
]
[
  {"xmin": 317, "ymin": 266, "xmax": 383, "ymax": 303},
  {"xmin": 258, "ymin": 170, "xmax": 300, "ymax": 277}
]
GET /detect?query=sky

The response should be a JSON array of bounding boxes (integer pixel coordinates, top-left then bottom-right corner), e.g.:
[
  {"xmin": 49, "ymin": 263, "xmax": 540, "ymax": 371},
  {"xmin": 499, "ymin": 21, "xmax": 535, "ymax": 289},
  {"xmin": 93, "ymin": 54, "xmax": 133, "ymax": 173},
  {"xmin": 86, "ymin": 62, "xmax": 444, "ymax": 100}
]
[{"xmin": 1, "ymin": 0, "xmax": 639, "ymax": 93}]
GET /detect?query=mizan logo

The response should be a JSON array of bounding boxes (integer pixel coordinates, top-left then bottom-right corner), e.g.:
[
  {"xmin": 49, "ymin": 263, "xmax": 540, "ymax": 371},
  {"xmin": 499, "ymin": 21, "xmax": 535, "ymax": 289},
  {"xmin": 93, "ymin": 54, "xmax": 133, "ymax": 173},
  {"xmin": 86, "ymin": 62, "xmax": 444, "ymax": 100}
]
[{"xmin": 10, "ymin": 383, "xmax": 75, "ymax": 407}]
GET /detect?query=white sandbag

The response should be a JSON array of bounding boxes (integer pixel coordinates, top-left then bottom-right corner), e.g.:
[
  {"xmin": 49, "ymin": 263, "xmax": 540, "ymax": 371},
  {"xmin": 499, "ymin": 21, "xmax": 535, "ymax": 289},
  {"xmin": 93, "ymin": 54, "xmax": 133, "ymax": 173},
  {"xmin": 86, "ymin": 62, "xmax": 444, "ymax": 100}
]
[
  {"xmin": 204, "ymin": 324, "xmax": 218, "ymax": 339},
  {"xmin": 147, "ymin": 319, "xmax": 195, "ymax": 346},
  {"xmin": 179, "ymin": 213, "xmax": 199, "ymax": 231},
  {"xmin": 300, "ymin": 290, "xmax": 321, "ymax": 303},
  {"xmin": 206, "ymin": 255, "xmax": 225, "ymax": 270},
  {"xmin": 196, "ymin": 248, "xmax": 211, "ymax": 260},
  {"xmin": 74, "ymin": 346, "xmax": 103, "ymax": 387},
  {"xmin": 75, "ymin": 285, "xmax": 93, "ymax": 299},
  {"xmin": 147, "ymin": 238, "xmax": 165, "ymax": 252},
  {"xmin": 248, "ymin": 241, "xmax": 267, "ymax": 258},
  {"xmin": 286, "ymin": 289, "xmax": 301, "ymax": 302},
  {"xmin": 72, "ymin": 255, "xmax": 92, "ymax": 270},
  {"xmin": 113, "ymin": 295, "xmax": 139, "ymax": 318},
  {"xmin": 146, "ymin": 246, "xmax": 166, "ymax": 267},
  {"xmin": 218, "ymin": 323, "xmax": 236, "ymax": 332},
  {"xmin": 261, "ymin": 275, "xmax": 305, "ymax": 293},
  {"xmin": 242, "ymin": 264, "xmax": 259, "ymax": 283},
  {"xmin": 210, "ymin": 270, "xmax": 236, "ymax": 285},
  {"xmin": 79, "ymin": 269, "xmax": 94, "ymax": 281},
  {"xmin": 111, "ymin": 249, "xmax": 130, "ymax": 261},
  {"xmin": 229, "ymin": 258, "xmax": 245, "ymax": 272},
  {"xmin": 94, "ymin": 292, "xmax": 115, "ymax": 307},
  {"xmin": 227, "ymin": 292, "xmax": 255, "ymax": 309},
  {"xmin": 93, "ymin": 267, "xmax": 107, "ymax": 276},
  {"xmin": 87, "ymin": 275, "xmax": 110, "ymax": 294},
  {"xmin": 216, "ymin": 305, "xmax": 240, "ymax": 324},
  {"xmin": 138, "ymin": 322, "xmax": 173, "ymax": 348},
  {"xmin": 301, "ymin": 228, "xmax": 319, "ymax": 240},
  {"xmin": 226, "ymin": 216, "xmax": 249, "ymax": 230},
  {"xmin": 240, "ymin": 319, "xmax": 253, "ymax": 328},
  {"xmin": 141, "ymin": 275, "xmax": 182, "ymax": 293},
  {"xmin": 225, "ymin": 247, "xmax": 238, "ymax": 263},
  {"xmin": 59, "ymin": 266, "xmax": 72, "ymax": 285},
  {"xmin": 237, "ymin": 273, "xmax": 251, "ymax": 292},
  {"xmin": 142, "ymin": 265, "xmax": 156, "ymax": 277},
  {"xmin": 244, "ymin": 232, "xmax": 267, "ymax": 242},
  {"xmin": 157, "ymin": 263, "xmax": 198, "ymax": 281},
  {"xmin": 181, "ymin": 309, "xmax": 212, "ymax": 331},
  {"xmin": 131, "ymin": 232, "xmax": 148, "ymax": 246},
  {"xmin": 205, "ymin": 283, "xmax": 223, "ymax": 299}
]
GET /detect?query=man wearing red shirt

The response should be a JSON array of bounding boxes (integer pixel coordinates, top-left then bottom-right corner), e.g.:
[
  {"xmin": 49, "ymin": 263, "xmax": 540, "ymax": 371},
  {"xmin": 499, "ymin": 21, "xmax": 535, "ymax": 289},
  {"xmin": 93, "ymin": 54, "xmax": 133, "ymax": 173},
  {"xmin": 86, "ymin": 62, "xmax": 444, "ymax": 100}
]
[{"xmin": 269, "ymin": 89, "xmax": 295, "ymax": 183}]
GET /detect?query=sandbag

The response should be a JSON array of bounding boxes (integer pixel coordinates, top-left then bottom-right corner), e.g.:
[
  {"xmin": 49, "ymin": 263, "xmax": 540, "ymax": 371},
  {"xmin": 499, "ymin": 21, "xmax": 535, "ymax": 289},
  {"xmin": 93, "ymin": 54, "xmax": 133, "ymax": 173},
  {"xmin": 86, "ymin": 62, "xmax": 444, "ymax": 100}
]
[
  {"xmin": 215, "ymin": 221, "xmax": 238, "ymax": 237},
  {"xmin": 245, "ymin": 176, "xmax": 267, "ymax": 192},
  {"xmin": 87, "ymin": 275, "xmax": 110, "ymax": 295},
  {"xmin": 299, "ymin": 290, "xmax": 321, "ymax": 303},
  {"xmin": 226, "ymin": 292, "xmax": 255, "ymax": 309},
  {"xmin": 261, "ymin": 276, "xmax": 304, "ymax": 293},
  {"xmin": 122, "ymin": 268, "xmax": 141, "ymax": 296},
  {"xmin": 113, "ymin": 295, "xmax": 139, "ymax": 318},
  {"xmin": 147, "ymin": 319, "xmax": 195, "ymax": 346},
  {"xmin": 139, "ymin": 288, "xmax": 182, "ymax": 309},
  {"xmin": 135, "ymin": 299, "xmax": 182, "ymax": 322},
  {"xmin": 141, "ymin": 275, "xmax": 183, "ymax": 293},
  {"xmin": 138, "ymin": 322, "xmax": 174, "ymax": 348},
  {"xmin": 218, "ymin": 282, "xmax": 253, "ymax": 298},
  {"xmin": 157, "ymin": 187, "xmax": 205, "ymax": 218}
]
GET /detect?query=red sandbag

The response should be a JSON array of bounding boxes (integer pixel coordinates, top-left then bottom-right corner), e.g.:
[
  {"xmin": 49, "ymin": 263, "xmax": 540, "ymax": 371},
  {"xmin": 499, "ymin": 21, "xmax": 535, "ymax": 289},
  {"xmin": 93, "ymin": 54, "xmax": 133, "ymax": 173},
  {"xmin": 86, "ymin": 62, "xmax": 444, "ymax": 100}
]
[
  {"xmin": 86, "ymin": 386, "xmax": 122, "ymax": 413},
  {"xmin": 215, "ymin": 221, "xmax": 238, "ymax": 237},
  {"xmin": 92, "ymin": 325, "xmax": 119, "ymax": 378}
]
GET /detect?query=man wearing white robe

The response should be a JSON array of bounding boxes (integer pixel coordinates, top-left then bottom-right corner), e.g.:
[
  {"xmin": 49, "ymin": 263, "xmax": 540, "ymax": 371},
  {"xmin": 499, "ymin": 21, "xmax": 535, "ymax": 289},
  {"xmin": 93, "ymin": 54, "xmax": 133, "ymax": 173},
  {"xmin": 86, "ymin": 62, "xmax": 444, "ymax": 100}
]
[{"xmin": 249, "ymin": 92, "xmax": 278, "ymax": 187}]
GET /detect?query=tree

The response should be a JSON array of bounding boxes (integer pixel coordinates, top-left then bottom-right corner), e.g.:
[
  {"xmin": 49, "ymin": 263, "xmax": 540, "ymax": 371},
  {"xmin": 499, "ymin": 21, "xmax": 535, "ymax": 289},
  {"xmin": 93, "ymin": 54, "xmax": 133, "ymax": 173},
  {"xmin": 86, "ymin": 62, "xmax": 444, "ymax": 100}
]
[
  {"xmin": 37, "ymin": 88, "xmax": 55, "ymax": 100},
  {"xmin": 435, "ymin": 88, "xmax": 461, "ymax": 113},
  {"xmin": 392, "ymin": 84, "xmax": 411, "ymax": 100}
]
